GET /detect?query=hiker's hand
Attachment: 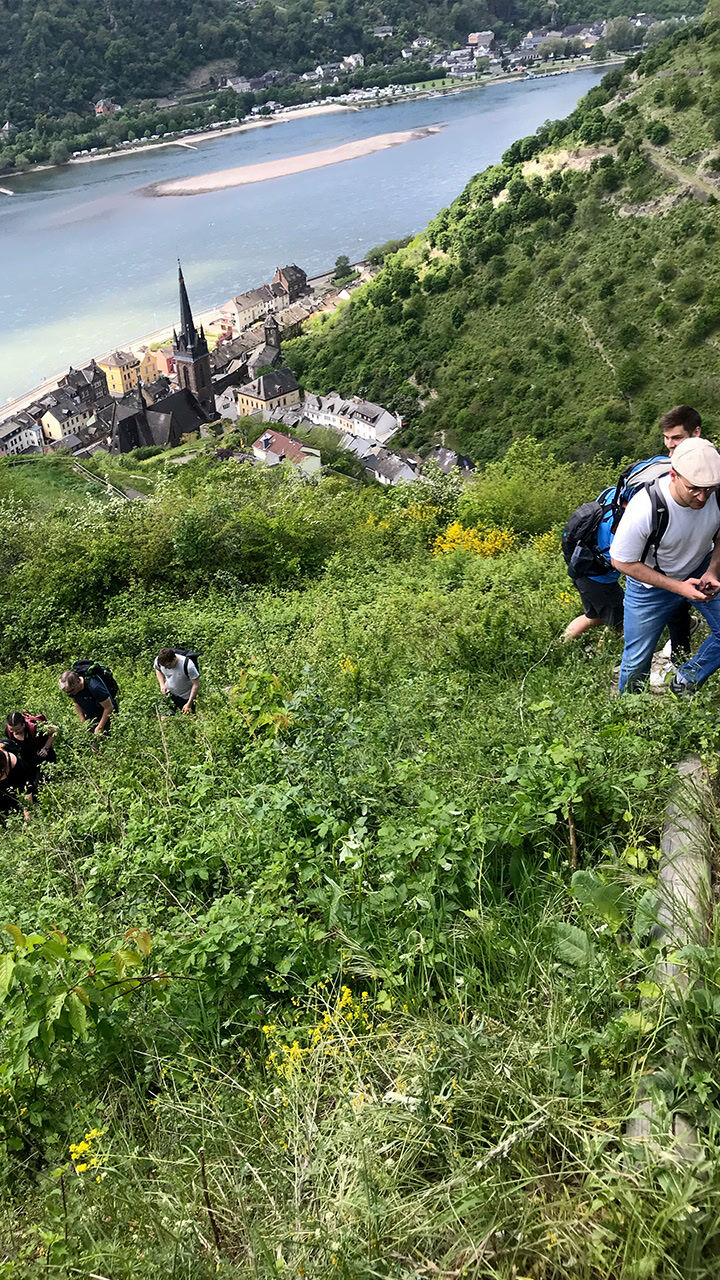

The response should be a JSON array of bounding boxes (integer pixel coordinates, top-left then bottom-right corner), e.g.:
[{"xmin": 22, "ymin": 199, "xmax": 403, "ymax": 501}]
[
  {"xmin": 181, "ymin": 703, "xmax": 192, "ymax": 715},
  {"xmin": 37, "ymin": 748, "xmax": 47, "ymax": 759},
  {"xmin": 683, "ymin": 578, "xmax": 713, "ymax": 602},
  {"xmin": 696, "ymin": 571, "xmax": 720, "ymax": 598}
]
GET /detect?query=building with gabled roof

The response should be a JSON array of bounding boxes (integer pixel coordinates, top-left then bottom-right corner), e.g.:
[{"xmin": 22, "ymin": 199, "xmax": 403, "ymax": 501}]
[
  {"xmin": 251, "ymin": 428, "xmax": 321, "ymax": 475},
  {"xmin": 0, "ymin": 413, "xmax": 44, "ymax": 455},
  {"xmin": 235, "ymin": 368, "xmax": 301, "ymax": 417},
  {"xmin": 98, "ymin": 349, "xmax": 141, "ymax": 397}
]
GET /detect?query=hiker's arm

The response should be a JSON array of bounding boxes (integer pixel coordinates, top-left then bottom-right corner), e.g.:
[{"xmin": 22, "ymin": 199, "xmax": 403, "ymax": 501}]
[
  {"xmin": 73, "ymin": 701, "xmax": 87, "ymax": 724},
  {"xmin": 154, "ymin": 667, "xmax": 167, "ymax": 695},
  {"xmin": 611, "ymin": 557, "xmax": 709, "ymax": 601},
  {"xmin": 94, "ymin": 698, "xmax": 114, "ymax": 735},
  {"xmin": 37, "ymin": 725, "xmax": 57, "ymax": 759},
  {"xmin": 183, "ymin": 678, "xmax": 200, "ymax": 713}
]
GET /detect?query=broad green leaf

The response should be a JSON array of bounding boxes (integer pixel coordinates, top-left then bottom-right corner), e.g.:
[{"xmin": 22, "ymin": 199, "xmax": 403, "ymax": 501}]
[
  {"xmin": 621, "ymin": 1009, "xmax": 655, "ymax": 1033},
  {"xmin": 41, "ymin": 937, "xmax": 68, "ymax": 960},
  {"xmin": 45, "ymin": 993, "xmax": 65, "ymax": 1023},
  {"xmin": 3, "ymin": 924, "xmax": 26, "ymax": 950},
  {"xmin": 552, "ymin": 922, "xmax": 594, "ymax": 967},
  {"xmin": 0, "ymin": 953, "xmax": 14, "ymax": 992},
  {"xmin": 19, "ymin": 1020, "xmax": 41, "ymax": 1048},
  {"xmin": 571, "ymin": 870, "xmax": 626, "ymax": 929},
  {"xmin": 637, "ymin": 981, "xmax": 662, "ymax": 1000},
  {"xmin": 633, "ymin": 890, "xmax": 658, "ymax": 944},
  {"xmin": 69, "ymin": 945, "xmax": 93, "ymax": 963},
  {"xmin": 114, "ymin": 949, "xmax": 143, "ymax": 976},
  {"xmin": 125, "ymin": 928, "xmax": 151, "ymax": 957},
  {"xmin": 65, "ymin": 992, "xmax": 87, "ymax": 1039}
]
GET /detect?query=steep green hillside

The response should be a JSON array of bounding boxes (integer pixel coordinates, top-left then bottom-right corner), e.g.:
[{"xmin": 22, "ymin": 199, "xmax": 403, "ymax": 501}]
[
  {"xmin": 1, "ymin": 449, "xmax": 720, "ymax": 1276},
  {"xmin": 286, "ymin": 19, "xmax": 720, "ymax": 464}
]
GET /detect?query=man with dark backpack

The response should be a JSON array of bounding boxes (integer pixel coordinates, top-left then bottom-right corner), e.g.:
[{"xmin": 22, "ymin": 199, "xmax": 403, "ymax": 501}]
[
  {"xmin": 59, "ymin": 661, "xmax": 118, "ymax": 738},
  {"xmin": 611, "ymin": 437, "xmax": 720, "ymax": 694},
  {"xmin": 154, "ymin": 648, "xmax": 200, "ymax": 715},
  {"xmin": 562, "ymin": 406, "xmax": 703, "ymax": 652}
]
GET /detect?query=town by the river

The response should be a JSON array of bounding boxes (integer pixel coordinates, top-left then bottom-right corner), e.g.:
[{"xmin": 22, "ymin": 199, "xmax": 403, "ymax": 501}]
[{"xmin": 0, "ymin": 68, "xmax": 605, "ymax": 405}]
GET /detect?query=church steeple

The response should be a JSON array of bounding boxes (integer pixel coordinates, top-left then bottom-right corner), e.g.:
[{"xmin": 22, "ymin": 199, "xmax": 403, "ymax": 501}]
[
  {"xmin": 172, "ymin": 260, "xmax": 214, "ymax": 414},
  {"xmin": 178, "ymin": 261, "xmax": 200, "ymax": 351}
]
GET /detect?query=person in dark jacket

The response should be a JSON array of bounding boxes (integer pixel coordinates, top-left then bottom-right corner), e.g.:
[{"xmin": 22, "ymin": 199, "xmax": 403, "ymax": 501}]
[
  {"xmin": 4, "ymin": 713, "xmax": 57, "ymax": 794},
  {"xmin": 0, "ymin": 746, "xmax": 31, "ymax": 820}
]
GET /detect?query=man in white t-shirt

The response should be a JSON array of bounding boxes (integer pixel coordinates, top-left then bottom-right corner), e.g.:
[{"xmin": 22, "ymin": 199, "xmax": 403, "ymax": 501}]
[
  {"xmin": 154, "ymin": 648, "xmax": 200, "ymax": 714},
  {"xmin": 611, "ymin": 436, "xmax": 720, "ymax": 694}
]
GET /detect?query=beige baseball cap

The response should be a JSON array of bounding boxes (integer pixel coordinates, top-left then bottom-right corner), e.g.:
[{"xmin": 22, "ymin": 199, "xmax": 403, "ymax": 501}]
[{"xmin": 672, "ymin": 436, "xmax": 720, "ymax": 486}]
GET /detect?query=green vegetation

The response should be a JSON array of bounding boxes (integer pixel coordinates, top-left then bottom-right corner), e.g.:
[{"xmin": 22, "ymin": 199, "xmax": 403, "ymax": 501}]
[
  {"xmin": 6, "ymin": 17, "xmax": 720, "ymax": 1276},
  {"xmin": 4, "ymin": 442, "xmax": 717, "ymax": 1280},
  {"xmin": 286, "ymin": 22, "xmax": 720, "ymax": 465},
  {"xmin": 0, "ymin": 456, "xmax": 103, "ymax": 512},
  {"xmin": 2, "ymin": 443, "xmax": 720, "ymax": 1277}
]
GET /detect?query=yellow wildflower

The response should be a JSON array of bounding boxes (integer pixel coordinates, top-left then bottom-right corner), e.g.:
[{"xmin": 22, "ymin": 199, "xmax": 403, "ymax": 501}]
[{"xmin": 432, "ymin": 520, "xmax": 517, "ymax": 557}]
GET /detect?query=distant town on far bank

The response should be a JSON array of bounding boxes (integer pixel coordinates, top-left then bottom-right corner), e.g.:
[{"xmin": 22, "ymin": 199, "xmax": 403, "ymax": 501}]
[{"xmin": 0, "ymin": 11, "xmax": 692, "ymax": 175}]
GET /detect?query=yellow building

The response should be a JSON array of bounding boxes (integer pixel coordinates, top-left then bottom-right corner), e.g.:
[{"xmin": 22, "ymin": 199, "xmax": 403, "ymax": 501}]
[
  {"xmin": 138, "ymin": 346, "xmax": 159, "ymax": 384},
  {"xmin": 98, "ymin": 349, "xmax": 141, "ymax": 397},
  {"xmin": 41, "ymin": 399, "xmax": 93, "ymax": 442},
  {"xmin": 235, "ymin": 369, "xmax": 300, "ymax": 417}
]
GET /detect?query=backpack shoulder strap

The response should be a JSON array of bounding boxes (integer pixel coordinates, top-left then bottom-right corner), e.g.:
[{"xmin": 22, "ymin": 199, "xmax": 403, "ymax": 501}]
[{"xmin": 639, "ymin": 480, "xmax": 669, "ymax": 568}]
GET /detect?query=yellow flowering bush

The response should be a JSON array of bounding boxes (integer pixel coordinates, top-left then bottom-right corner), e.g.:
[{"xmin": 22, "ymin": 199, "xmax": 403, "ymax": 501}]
[
  {"xmin": 432, "ymin": 520, "xmax": 517, "ymax": 558},
  {"xmin": 531, "ymin": 528, "xmax": 561, "ymax": 556}
]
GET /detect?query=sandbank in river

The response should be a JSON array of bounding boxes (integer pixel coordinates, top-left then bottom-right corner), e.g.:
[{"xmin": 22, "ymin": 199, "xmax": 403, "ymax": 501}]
[{"xmin": 145, "ymin": 125, "xmax": 443, "ymax": 196}]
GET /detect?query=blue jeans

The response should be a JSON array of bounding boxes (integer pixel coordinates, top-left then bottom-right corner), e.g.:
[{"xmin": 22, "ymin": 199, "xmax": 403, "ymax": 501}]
[{"xmin": 620, "ymin": 569, "xmax": 720, "ymax": 692}]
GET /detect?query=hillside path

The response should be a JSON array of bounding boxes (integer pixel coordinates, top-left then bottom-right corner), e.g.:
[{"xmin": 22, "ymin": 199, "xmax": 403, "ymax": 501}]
[{"xmin": 643, "ymin": 143, "xmax": 718, "ymax": 201}]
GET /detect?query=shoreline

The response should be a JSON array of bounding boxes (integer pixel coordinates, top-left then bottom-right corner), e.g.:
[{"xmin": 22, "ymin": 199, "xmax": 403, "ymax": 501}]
[
  {"xmin": 0, "ymin": 59, "xmax": 622, "ymax": 189},
  {"xmin": 145, "ymin": 125, "xmax": 443, "ymax": 196}
]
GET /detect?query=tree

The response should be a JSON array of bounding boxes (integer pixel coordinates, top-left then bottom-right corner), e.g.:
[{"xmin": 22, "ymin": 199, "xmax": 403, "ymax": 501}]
[
  {"xmin": 332, "ymin": 254, "xmax": 352, "ymax": 283},
  {"xmin": 605, "ymin": 18, "xmax": 638, "ymax": 52},
  {"xmin": 538, "ymin": 37, "xmax": 566, "ymax": 60},
  {"xmin": 49, "ymin": 140, "xmax": 70, "ymax": 165},
  {"xmin": 591, "ymin": 38, "xmax": 608, "ymax": 61}
]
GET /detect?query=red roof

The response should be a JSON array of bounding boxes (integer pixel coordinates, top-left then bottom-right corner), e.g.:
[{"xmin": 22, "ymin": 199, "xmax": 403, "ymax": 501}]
[{"xmin": 252, "ymin": 429, "xmax": 307, "ymax": 462}]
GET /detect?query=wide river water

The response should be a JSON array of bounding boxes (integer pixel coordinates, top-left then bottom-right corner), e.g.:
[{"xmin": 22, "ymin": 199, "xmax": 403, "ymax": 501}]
[{"xmin": 0, "ymin": 68, "xmax": 605, "ymax": 405}]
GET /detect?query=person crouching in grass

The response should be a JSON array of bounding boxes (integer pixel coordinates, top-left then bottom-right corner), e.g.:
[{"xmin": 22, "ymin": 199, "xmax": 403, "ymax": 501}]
[{"xmin": 154, "ymin": 649, "xmax": 199, "ymax": 715}]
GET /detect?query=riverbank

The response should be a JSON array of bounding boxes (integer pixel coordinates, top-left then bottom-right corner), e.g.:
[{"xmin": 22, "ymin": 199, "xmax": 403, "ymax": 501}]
[
  {"xmin": 0, "ymin": 58, "xmax": 622, "ymax": 189},
  {"xmin": 146, "ymin": 125, "xmax": 442, "ymax": 197}
]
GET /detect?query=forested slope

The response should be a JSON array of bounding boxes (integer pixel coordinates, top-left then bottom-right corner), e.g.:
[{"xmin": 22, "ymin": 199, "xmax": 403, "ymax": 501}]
[
  {"xmin": 0, "ymin": 0, "xmax": 704, "ymax": 137},
  {"xmin": 286, "ymin": 17, "xmax": 720, "ymax": 463}
]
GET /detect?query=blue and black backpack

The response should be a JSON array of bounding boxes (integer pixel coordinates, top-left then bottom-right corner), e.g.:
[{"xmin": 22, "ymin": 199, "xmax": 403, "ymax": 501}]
[{"xmin": 562, "ymin": 455, "xmax": 673, "ymax": 579}]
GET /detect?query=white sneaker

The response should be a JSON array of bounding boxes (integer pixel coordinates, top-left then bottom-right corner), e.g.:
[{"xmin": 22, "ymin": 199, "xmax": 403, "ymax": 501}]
[{"xmin": 650, "ymin": 654, "xmax": 676, "ymax": 689}]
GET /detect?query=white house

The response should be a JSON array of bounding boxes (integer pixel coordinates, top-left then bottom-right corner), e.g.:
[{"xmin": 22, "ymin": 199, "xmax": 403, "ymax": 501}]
[
  {"xmin": 0, "ymin": 413, "xmax": 44, "ymax": 455},
  {"xmin": 302, "ymin": 392, "xmax": 401, "ymax": 444}
]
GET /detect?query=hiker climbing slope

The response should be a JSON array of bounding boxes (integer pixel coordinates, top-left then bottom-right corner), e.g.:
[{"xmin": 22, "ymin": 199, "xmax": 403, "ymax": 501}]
[{"xmin": 611, "ymin": 437, "xmax": 720, "ymax": 694}]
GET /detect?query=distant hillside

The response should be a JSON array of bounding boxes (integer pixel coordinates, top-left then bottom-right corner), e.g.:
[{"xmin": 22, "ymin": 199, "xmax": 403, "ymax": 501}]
[
  {"xmin": 0, "ymin": 0, "xmax": 702, "ymax": 142},
  {"xmin": 285, "ymin": 14, "xmax": 720, "ymax": 464}
]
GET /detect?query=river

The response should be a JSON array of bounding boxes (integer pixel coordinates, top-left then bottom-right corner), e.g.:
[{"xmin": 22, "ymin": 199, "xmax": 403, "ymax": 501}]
[{"xmin": 0, "ymin": 69, "xmax": 605, "ymax": 406}]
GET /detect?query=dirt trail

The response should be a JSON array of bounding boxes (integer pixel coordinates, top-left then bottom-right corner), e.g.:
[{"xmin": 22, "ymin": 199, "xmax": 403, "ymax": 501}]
[{"xmin": 643, "ymin": 143, "xmax": 718, "ymax": 201}]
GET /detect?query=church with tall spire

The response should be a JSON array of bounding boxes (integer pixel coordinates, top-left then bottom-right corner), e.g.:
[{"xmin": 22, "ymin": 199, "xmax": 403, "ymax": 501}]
[{"xmin": 172, "ymin": 262, "xmax": 215, "ymax": 414}]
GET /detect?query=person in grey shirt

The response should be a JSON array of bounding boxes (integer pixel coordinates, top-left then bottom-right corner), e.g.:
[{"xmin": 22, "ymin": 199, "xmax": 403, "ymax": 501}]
[{"xmin": 154, "ymin": 648, "xmax": 200, "ymax": 714}]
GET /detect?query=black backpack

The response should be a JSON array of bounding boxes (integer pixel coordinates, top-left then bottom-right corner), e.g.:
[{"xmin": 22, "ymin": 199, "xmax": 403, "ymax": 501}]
[
  {"xmin": 72, "ymin": 659, "xmax": 120, "ymax": 706},
  {"xmin": 562, "ymin": 500, "xmax": 608, "ymax": 578},
  {"xmin": 172, "ymin": 648, "xmax": 200, "ymax": 677}
]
